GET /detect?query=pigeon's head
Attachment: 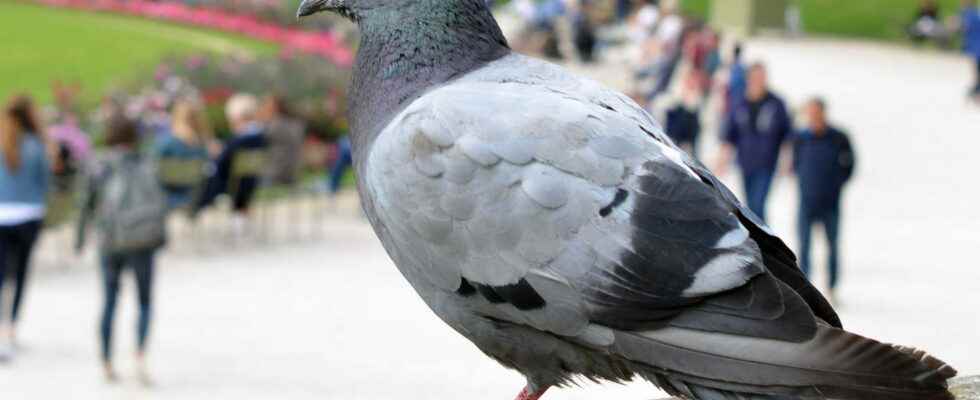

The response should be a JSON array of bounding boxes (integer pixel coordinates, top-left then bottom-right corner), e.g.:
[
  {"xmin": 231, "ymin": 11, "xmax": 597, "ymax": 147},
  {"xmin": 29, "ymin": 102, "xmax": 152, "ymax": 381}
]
[
  {"xmin": 297, "ymin": 0, "xmax": 350, "ymax": 19},
  {"xmin": 297, "ymin": 0, "xmax": 416, "ymax": 20},
  {"xmin": 297, "ymin": 0, "xmax": 491, "ymax": 22}
]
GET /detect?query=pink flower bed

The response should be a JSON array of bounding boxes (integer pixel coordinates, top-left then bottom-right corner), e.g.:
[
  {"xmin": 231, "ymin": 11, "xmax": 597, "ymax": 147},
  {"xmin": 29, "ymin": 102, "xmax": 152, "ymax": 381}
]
[{"xmin": 37, "ymin": 0, "xmax": 353, "ymax": 66}]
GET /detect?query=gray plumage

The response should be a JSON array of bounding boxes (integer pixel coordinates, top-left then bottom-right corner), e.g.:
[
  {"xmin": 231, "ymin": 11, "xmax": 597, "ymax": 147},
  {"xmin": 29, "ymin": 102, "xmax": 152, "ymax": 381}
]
[{"xmin": 298, "ymin": 1, "xmax": 957, "ymax": 399}]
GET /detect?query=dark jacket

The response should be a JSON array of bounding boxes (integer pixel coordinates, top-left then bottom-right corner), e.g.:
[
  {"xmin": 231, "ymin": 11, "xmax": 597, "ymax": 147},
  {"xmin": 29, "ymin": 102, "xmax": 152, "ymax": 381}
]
[
  {"xmin": 962, "ymin": 6, "xmax": 980, "ymax": 58},
  {"xmin": 793, "ymin": 126, "xmax": 856, "ymax": 211},
  {"xmin": 195, "ymin": 125, "xmax": 268, "ymax": 211},
  {"xmin": 723, "ymin": 91, "xmax": 792, "ymax": 174},
  {"xmin": 665, "ymin": 104, "xmax": 700, "ymax": 145},
  {"xmin": 263, "ymin": 117, "xmax": 305, "ymax": 186}
]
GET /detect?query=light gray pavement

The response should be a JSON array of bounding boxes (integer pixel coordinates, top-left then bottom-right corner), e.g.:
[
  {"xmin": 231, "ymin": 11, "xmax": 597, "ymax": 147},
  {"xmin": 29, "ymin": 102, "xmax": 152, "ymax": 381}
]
[{"xmin": 4, "ymin": 37, "xmax": 980, "ymax": 399}]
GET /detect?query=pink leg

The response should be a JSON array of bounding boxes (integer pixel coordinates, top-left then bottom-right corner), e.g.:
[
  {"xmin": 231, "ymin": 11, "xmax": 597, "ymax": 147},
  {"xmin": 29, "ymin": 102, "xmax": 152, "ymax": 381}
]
[{"xmin": 514, "ymin": 385, "xmax": 549, "ymax": 400}]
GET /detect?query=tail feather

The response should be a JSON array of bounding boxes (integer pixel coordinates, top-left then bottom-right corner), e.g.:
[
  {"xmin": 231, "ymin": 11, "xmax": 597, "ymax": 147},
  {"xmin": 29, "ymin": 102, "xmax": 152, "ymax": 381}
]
[
  {"xmin": 613, "ymin": 325, "xmax": 956, "ymax": 400},
  {"xmin": 891, "ymin": 344, "xmax": 958, "ymax": 382}
]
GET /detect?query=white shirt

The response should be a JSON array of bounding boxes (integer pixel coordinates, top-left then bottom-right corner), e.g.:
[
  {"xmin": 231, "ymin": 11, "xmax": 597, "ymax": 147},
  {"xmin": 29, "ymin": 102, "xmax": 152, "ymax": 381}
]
[
  {"xmin": 629, "ymin": 6, "xmax": 661, "ymax": 44},
  {"xmin": 0, "ymin": 203, "xmax": 46, "ymax": 226},
  {"xmin": 655, "ymin": 14, "xmax": 684, "ymax": 45}
]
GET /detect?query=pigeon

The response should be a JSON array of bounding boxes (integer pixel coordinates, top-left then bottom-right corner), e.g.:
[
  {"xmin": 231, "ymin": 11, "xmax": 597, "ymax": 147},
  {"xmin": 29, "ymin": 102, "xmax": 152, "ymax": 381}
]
[{"xmin": 297, "ymin": 1, "xmax": 958, "ymax": 399}]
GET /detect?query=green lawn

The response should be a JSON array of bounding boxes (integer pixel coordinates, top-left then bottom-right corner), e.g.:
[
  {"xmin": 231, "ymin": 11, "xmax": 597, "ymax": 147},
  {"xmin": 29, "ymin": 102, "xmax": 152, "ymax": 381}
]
[
  {"xmin": 0, "ymin": 1, "xmax": 278, "ymax": 106},
  {"xmin": 680, "ymin": 0, "xmax": 712, "ymax": 21},
  {"xmin": 682, "ymin": 0, "xmax": 963, "ymax": 42}
]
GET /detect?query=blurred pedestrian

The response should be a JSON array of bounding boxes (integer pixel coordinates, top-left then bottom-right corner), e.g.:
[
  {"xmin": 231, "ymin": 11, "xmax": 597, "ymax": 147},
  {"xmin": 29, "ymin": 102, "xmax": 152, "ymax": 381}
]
[
  {"xmin": 792, "ymin": 98, "xmax": 855, "ymax": 301},
  {"xmin": 570, "ymin": 1, "xmax": 598, "ymax": 63},
  {"xmin": 52, "ymin": 80, "xmax": 82, "ymax": 119},
  {"xmin": 327, "ymin": 135, "xmax": 352, "ymax": 196},
  {"xmin": 76, "ymin": 115, "xmax": 167, "ymax": 385},
  {"xmin": 260, "ymin": 95, "xmax": 305, "ymax": 186},
  {"xmin": 626, "ymin": 0, "xmax": 660, "ymax": 94},
  {"xmin": 47, "ymin": 113, "xmax": 93, "ymax": 174},
  {"xmin": 960, "ymin": 0, "xmax": 980, "ymax": 98},
  {"xmin": 715, "ymin": 63, "xmax": 792, "ymax": 221},
  {"xmin": 682, "ymin": 23, "xmax": 721, "ymax": 96},
  {"xmin": 653, "ymin": 0, "xmax": 684, "ymax": 54},
  {"xmin": 156, "ymin": 99, "xmax": 211, "ymax": 210},
  {"xmin": 664, "ymin": 72, "xmax": 702, "ymax": 158},
  {"xmin": 907, "ymin": 0, "xmax": 952, "ymax": 47},
  {"xmin": 512, "ymin": 0, "xmax": 565, "ymax": 60},
  {"xmin": 634, "ymin": 0, "xmax": 685, "ymax": 101},
  {"xmin": 616, "ymin": 0, "xmax": 632, "ymax": 21},
  {"xmin": 627, "ymin": 0, "xmax": 660, "ymax": 46},
  {"xmin": 724, "ymin": 43, "xmax": 747, "ymax": 115},
  {"xmin": 0, "ymin": 95, "xmax": 49, "ymax": 362},
  {"xmin": 192, "ymin": 93, "xmax": 268, "ymax": 225}
]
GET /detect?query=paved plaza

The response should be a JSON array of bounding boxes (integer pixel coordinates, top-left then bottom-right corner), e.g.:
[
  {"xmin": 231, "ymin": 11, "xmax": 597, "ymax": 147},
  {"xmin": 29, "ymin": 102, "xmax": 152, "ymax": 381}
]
[{"xmin": 3, "ymin": 37, "xmax": 979, "ymax": 399}]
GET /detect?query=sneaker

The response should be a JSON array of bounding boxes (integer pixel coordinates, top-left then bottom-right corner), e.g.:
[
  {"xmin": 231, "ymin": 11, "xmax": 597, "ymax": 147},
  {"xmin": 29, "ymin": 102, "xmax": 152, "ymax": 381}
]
[
  {"xmin": 137, "ymin": 369, "xmax": 154, "ymax": 387},
  {"xmin": 103, "ymin": 363, "xmax": 118, "ymax": 383},
  {"xmin": 0, "ymin": 343, "xmax": 12, "ymax": 363},
  {"xmin": 135, "ymin": 354, "xmax": 153, "ymax": 387},
  {"xmin": 231, "ymin": 214, "xmax": 249, "ymax": 240}
]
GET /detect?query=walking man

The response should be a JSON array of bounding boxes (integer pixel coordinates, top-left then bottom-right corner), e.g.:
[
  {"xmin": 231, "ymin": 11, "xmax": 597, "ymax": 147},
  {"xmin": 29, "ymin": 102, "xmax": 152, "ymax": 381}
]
[
  {"xmin": 961, "ymin": 0, "xmax": 980, "ymax": 99},
  {"xmin": 716, "ymin": 62, "xmax": 793, "ymax": 221},
  {"xmin": 793, "ymin": 98, "xmax": 856, "ymax": 301}
]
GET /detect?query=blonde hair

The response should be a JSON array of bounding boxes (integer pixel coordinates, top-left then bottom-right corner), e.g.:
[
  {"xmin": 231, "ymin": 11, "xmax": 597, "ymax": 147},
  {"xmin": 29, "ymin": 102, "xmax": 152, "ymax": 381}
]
[
  {"xmin": 1, "ymin": 95, "xmax": 43, "ymax": 172},
  {"xmin": 171, "ymin": 100, "xmax": 212, "ymax": 145},
  {"xmin": 225, "ymin": 93, "xmax": 258, "ymax": 125}
]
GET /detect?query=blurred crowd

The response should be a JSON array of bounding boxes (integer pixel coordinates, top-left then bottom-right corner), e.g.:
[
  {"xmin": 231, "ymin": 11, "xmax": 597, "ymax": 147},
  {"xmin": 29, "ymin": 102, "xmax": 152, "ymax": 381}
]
[
  {"xmin": 503, "ymin": 0, "xmax": 980, "ymax": 302},
  {"xmin": 0, "ymin": 0, "xmax": 353, "ymax": 382},
  {"xmin": 507, "ymin": 0, "xmax": 980, "ymax": 101},
  {"xmin": 507, "ymin": 0, "xmax": 859, "ymax": 301},
  {"xmin": 0, "ymin": 83, "xmax": 351, "ymax": 380},
  {"xmin": 906, "ymin": 0, "xmax": 980, "ymax": 98}
]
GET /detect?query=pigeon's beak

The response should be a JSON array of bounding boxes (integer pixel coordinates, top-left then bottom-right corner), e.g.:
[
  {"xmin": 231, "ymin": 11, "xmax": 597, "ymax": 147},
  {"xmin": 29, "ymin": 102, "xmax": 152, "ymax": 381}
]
[{"xmin": 296, "ymin": 0, "xmax": 344, "ymax": 19}]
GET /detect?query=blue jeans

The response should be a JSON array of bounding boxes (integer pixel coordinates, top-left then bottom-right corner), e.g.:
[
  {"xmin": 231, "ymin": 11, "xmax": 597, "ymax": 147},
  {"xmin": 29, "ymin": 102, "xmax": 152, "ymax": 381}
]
[
  {"xmin": 798, "ymin": 206, "xmax": 841, "ymax": 289},
  {"xmin": 615, "ymin": 0, "xmax": 631, "ymax": 21},
  {"xmin": 164, "ymin": 186, "xmax": 195, "ymax": 211},
  {"xmin": 742, "ymin": 169, "xmax": 775, "ymax": 222},
  {"xmin": 327, "ymin": 141, "xmax": 352, "ymax": 195},
  {"xmin": 974, "ymin": 57, "xmax": 980, "ymax": 94},
  {"xmin": 100, "ymin": 249, "xmax": 155, "ymax": 361},
  {"xmin": 0, "ymin": 219, "xmax": 42, "ymax": 323}
]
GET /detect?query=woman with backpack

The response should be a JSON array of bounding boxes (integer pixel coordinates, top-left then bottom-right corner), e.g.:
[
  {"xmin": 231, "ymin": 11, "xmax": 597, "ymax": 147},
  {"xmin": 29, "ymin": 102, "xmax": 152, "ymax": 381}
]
[
  {"xmin": 0, "ymin": 95, "xmax": 50, "ymax": 362},
  {"xmin": 76, "ymin": 115, "xmax": 167, "ymax": 384}
]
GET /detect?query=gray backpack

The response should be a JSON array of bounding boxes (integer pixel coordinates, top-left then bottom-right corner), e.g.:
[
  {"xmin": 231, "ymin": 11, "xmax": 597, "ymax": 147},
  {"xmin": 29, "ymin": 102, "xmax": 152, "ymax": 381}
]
[{"xmin": 97, "ymin": 154, "xmax": 167, "ymax": 252}]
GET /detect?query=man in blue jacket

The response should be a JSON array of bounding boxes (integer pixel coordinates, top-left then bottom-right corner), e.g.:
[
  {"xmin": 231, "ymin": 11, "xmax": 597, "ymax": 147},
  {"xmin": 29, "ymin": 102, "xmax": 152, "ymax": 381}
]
[
  {"xmin": 962, "ymin": 0, "xmax": 980, "ymax": 98},
  {"xmin": 716, "ymin": 63, "xmax": 793, "ymax": 222},
  {"xmin": 793, "ymin": 98, "xmax": 856, "ymax": 299}
]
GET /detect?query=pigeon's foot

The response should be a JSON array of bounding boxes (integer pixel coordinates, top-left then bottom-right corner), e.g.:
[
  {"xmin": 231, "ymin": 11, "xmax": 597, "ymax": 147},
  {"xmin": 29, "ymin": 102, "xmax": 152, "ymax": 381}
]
[{"xmin": 514, "ymin": 385, "xmax": 549, "ymax": 400}]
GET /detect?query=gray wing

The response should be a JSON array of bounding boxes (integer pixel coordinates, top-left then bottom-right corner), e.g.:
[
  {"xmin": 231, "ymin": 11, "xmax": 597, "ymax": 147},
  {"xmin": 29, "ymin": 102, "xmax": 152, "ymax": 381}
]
[{"xmin": 366, "ymin": 74, "xmax": 832, "ymax": 344}]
